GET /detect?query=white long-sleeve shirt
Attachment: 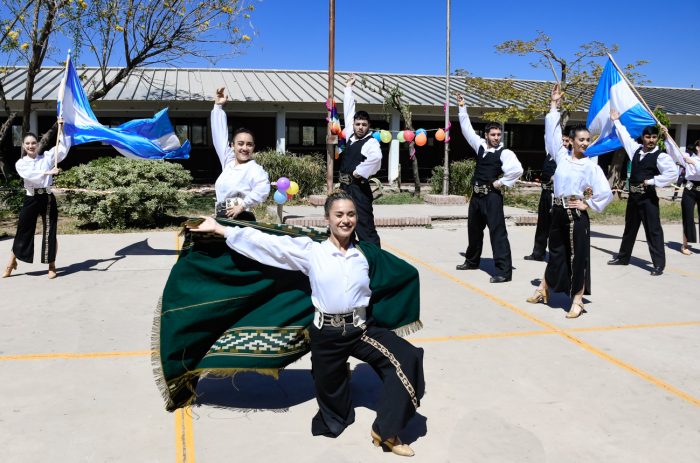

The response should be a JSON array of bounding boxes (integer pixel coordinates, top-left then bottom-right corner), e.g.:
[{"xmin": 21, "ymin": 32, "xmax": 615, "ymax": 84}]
[
  {"xmin": 612, "ymin": 120, "xmax": 678, "ymax": 188},
  {"xmin": 458, "ymin": 106, "xmax": 523, "ymax": 187},
  {"xmin": 223, "ymin": 226, "xmax": 371, "ymax": 325},
  {"xmin": 665, "ymin": 142, "xmax": 700, "ymax": 182},
  {"xmin": 342, "ymin": 85, "xmax": 382, "ymax": 179},
  {"xmin": 15, "ymin": 144, "xmax": 68, "ymax": 195},
  {"xmin": 545, "ymin": 109, "xmax": 613, "ymax": 213},
  {"xmin": 211, "ymin": 104, "xmax": 270, "ymax": 206}
]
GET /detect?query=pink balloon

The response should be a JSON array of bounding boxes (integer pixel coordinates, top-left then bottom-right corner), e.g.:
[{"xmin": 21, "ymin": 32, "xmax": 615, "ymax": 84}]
[{"xmin": 403, "ymin": 130, "xmax": 415, "ymax": 143}]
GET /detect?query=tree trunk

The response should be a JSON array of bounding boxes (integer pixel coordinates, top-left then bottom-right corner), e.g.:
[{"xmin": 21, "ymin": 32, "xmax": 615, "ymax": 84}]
[{"xmin": 411, "ymin": 150, "xmax": 420, "ymax": 196}]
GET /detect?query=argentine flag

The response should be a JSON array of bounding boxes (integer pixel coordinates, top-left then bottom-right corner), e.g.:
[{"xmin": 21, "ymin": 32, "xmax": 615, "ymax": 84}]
[
  {"xmin": 584, "ymin": 58, "xmax": 656, "ymax": 157},
  {"xmin": 57, "ymin": 55, "xmax": 190, "ymax": 160}
]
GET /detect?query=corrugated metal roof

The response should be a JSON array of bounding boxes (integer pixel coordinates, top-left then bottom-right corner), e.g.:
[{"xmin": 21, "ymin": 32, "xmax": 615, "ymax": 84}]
[{"xmin": 2, "ymin": 67, "xmax": 699, "ymax": 116}]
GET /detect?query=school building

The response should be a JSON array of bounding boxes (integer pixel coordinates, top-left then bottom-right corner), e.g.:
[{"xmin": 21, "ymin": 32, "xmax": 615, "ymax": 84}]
[{"xmin": 2, "ymin": 67, "xmax": 700, "ymax": 183}]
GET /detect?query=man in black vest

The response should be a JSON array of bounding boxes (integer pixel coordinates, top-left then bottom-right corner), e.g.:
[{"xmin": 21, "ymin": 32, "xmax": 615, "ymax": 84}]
[
  {"xmin": 340, "ymin": 75, "xmax": 382, "ymax": 246},
  {"xmin": 524, "ymin": 135, "xmax": 569, "ymax": 262},
  {"xmin": 456, "ymin": 94, "xmax": 523, "ymax": 282},
  {"xmin": 607, "ymin": 109, "xmax": 678, "ymax": 275}
]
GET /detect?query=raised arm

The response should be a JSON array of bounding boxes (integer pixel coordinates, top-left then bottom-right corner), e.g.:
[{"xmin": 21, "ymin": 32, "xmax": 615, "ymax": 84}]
[
  {"xmin": 190, "ymin": 217, "xmax": 312, "ymax": 274},
  {"xmin": 211, "ymin": 87, "xmax": 235, "ymax": 168},
  {"xmin": 610, "ymin": 108, "xmax": 641, "ymax": 160},
  {"xmin": 457, "ymin": 93, "xmax": 483, "ymax": 153},
  {"xmin": 343, "ymin": 75, "xmax": 356, "ymax": 134},
  {"xmin": 544, "ymin": 84, "xmax": 569, "ymax": 164}
]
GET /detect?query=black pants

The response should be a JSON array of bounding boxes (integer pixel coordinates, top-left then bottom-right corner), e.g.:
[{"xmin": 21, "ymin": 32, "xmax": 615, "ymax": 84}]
[
  {"xmin": 464, "ymin": 191, "xmax": 512, "ymax": 278},
  {"xmin": 309, "ymin": 322, "xmax": 424, "ymax": 441},
  {"xmin": 681, "ymin": 189, "xmax": 700, "ymax": 243},
  {"xmin": 545, "ymin": 206, "xmax": 591, "ymax": 297},
  {"xmin": 530, "ymin": 188, "xmax": 554, "ymax": 259},
  {"xmin": 616, "ymin": 192, "xmax": 665, "ymax": 269},
  {"xmin": 215, "ymin": 210, "xmax": 256, "ymax": 221},
  {"xmin": 340, "ymin": 179, "xmax": 380, "ymax": 247},
  {"xmin": 12, "ymin": 193, "xmax": 58, "ymax": 264}
]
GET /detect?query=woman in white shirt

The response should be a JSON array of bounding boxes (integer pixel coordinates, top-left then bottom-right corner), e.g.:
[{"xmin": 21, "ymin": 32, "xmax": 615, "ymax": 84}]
[
  {"xmin": 211, "ymin": 87, "xmax": 270, "ymax": 220},
  {"xmin": 526, "ymin": 85, "xmax": 613, "ymax": 318},
  {"xmin": 3, "ymin": 132, "xmax": 67, "ymax": 279},
  {"xmin": 189, "ymin": 191, "xmax": 424, "ymax": 457},
  {"xmin": 666, "ymin": 138, "xmax": 700, "ymax": 255}
]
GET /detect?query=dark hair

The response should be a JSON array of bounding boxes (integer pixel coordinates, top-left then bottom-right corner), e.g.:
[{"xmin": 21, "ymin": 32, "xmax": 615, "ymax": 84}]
[
  {"xmin": 484, "ymin": 122, "xmax": 502, "ymax": 133},
  {"xmin": 23, "ymin": 132, "xmax": 38, "ymax": 142},
  {"xmin": 353, "ymin": 110, "xmax": 370, "ymax": 123},
  {"xmin": 230, "ymin": 127, "xmax": 255, "ymax": 145},
  {"xmin": 694, "ymin": 140, "xmax": 700, "ymax": 149},
  {"xmin": 641, "ymin": 125, "xmax": 658, "ymax": 137},
  {"xmin": 323, "ymin": 190, "xmax": 355, "ymax": 218},
  {"xmin": 568, "ymin": 124, "xmax": 590, "ymax": 138}
]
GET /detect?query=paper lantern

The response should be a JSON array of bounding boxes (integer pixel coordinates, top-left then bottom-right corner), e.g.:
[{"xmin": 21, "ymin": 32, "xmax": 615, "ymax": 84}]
[
  {"xmin": 415, "ymin": 132, "xmax": 427, "ymax": 146},
  {"xmin": 372, "ymin": 131, "xmax": 382, "ymax": 142},
  {"xmin": 273, "ymin": 190, "xmax": 288, "ymax": 204},
  {"xmin": 403, "ymin": 130, "xmax": 415, "ymax": 143},
  {"xmin": 397, "ymin": 131, "xmax": 405, "ymax": 142},
  {"xmin": 435, "ymin": 128, "xmax": 446, "ymax": 141},
  {"xmin": 380, "ymin": 130, "xmax": 392, "ymax": 143},
  {"xmin": 287, "ymin": 181, "xmax": 299, "ymax": 196},
  {"xmin": 276, "ymin": 177, "xmax": 290, "ymax": 191}
]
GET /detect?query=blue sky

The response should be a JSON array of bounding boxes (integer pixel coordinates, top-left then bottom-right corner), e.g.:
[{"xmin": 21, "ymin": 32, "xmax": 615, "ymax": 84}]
[{"xmin": 213, "ymin": 0, "xmax": 699, "ymax": 88}]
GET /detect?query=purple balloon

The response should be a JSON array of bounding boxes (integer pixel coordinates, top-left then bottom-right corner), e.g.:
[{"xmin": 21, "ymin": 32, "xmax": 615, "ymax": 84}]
[{"xmin": 277, "ymin": 177, "xmax": 290, "ymax": 191}]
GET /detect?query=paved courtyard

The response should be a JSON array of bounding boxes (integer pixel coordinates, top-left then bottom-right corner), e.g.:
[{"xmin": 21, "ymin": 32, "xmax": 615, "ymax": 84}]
[{"xmin": 1, "ymin": 220, "xmax": 699, "ymax": 462}]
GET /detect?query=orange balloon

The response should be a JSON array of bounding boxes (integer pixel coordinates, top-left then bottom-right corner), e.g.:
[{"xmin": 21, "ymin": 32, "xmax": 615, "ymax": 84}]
[
  {"xmin": 415, "ymin": 133, "xmax": 427, "ymax": 146},
  {"xmin": 435, "ymin": 128, "xmax": 445, "ymax": 141}
]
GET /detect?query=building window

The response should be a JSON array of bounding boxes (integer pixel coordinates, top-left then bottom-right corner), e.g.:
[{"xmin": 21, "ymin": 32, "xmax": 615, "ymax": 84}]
[
  {"xmin": 302, "ymin": 126, "xmax": 315, "ymax": 146},
  {"xmin": 12, "ymin": 125, "xmax": 22, "ymax": 147},
  {"xmin": 190, "ymin": 123, "xmax": 207, "ymax": 146},
  {"xmin": 175, "ymin": 125, "xmax": 189, "ymax": 145},
  {"xmin": 288, "ymin": 122, "xmax": 300, "ymax": 145}
]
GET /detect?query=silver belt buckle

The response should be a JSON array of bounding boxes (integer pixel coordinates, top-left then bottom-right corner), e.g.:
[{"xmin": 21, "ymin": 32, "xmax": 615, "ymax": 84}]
[{"xmin": 329, "ymin": 314, "xmax": 344, "ymax": 328}]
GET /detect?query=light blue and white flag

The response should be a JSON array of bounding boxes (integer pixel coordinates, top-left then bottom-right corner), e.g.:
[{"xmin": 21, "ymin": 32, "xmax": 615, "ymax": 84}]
[
  {"xmin": 584, "ymin": 58, "xmax": 656, "ymax": 157},
  {"xmin": 57, "ymin": 55, "xmax": 190, "ymax": 160}
]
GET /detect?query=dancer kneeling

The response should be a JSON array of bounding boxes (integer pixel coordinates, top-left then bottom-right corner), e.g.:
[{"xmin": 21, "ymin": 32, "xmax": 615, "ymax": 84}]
[
  {"xmin": 526, "ymin": 85, "xmax": 613, "ymax": 318},
  {"xmin": 175, "ymin": 191, "xmax": 424, "ymax": 456}
]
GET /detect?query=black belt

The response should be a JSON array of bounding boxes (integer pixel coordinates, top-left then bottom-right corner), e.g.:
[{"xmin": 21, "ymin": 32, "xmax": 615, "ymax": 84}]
[
  {"xmin": 541, "ymin": 182, "xmax": 554, "ymax": 191},
  {"xmin": 553, "ymin": 196, "xmax": 579, "ymax": 208},
  {"xmin": 29, "ymin": 188, "xmax": 49, "ymax": 195},
  {"xmin": 629, "ymin": 183, "xmax": 650, "ymax": 195},
  {"xmin": 686, "ymin": 183, "xmax": 700, "ymax": 192},
  {"xmin": 339, "ymin": 172, "xmax": 365, "ymax": 185},
  {"xmin": 472, "ymin": 184, "xmax": 495, "ymax": 195}
]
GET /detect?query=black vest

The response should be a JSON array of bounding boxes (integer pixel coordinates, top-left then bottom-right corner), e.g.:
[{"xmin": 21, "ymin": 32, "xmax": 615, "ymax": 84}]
[
  {"xmin": 472, "ymin": 146, "xmax": 504, "ymax": 185},
  {"xmin": 340, "ymin": 135, "xmax": 372, "ymax": 174},
  {"xmin": 541, "ymin": 155, "xmax": 557, "ymax": 183},
  {"xmin": 629, "ymin": 147, "xmax": 661, "ymax": 184}
]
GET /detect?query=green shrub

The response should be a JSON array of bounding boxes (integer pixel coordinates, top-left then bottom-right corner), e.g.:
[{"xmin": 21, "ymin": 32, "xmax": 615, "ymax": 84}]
[
  {"xmin": 55, "ymin": 157, "xmax": 192, "ymax": 229},
  {"xmin": 429, "ymin": 159, "xmax": 476, "ymax": 196},
  {"xmin": 0, "ymin": 177, "xmax": 25, "ymax": 216},
  {"xmin": 253, "ymin": 150, "xmax": 325, "ymax": 197}
]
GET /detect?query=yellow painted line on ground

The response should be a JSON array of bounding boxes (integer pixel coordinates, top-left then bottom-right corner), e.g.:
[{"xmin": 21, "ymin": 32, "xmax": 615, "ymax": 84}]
[
  {"xmin": 386, "ymin": 243, "xmax": 700, "ymax": 408},
  {"xmin": 667, "ymin": 266, "xmax": 700, "ymax": 280},
  {"xmin": 0, "ymin": 350, "xmax": 152, "ymax": 361},
  {"xmin": 175, "ymin": 408, "xmax": 184, "ymax": 463}
]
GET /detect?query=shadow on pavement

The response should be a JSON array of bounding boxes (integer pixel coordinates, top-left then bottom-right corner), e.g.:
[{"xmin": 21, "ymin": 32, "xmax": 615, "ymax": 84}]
[{"xmin": 115, "ymin": 239, "xmax": 179, "ymax": 256}]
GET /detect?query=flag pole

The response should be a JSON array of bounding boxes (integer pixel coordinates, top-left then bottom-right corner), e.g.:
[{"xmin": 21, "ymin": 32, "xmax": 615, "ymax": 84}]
[
  {"xmin": 606, "ymin": 53, "xmax": 686, "ymax": 161},
  {"xmin": 606, "ymin": 53, "xmax": 659, "ymax": 125},
  {"xmin": 55, "ymin": 49, "xmax": 71, "ymax": 169}
]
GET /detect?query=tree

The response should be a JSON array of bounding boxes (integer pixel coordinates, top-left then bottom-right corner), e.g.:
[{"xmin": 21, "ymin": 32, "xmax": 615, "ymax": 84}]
[
  {"xmin": 362, "ymin": 77, "xmax": 421, "ymax": 195},
  {"xmin": 455, "ymin": 31, "xmax": 648, "ymax": 129},
  {"xmin": 0, "ymin": 0, "xmax": 257, "ymax": 161}
]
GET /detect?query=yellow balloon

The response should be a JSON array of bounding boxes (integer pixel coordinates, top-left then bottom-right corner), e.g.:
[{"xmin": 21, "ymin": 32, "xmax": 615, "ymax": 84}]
[
  {"xmin": 287, "ymin": 181, "xmax": 299, "ymax": 196},
  {"xmin": 380, "ymin": 130, "xmax": 392, "ymax": 143}
]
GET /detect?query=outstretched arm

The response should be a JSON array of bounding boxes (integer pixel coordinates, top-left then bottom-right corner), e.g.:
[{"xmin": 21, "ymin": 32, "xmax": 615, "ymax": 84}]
[
  {"xmin": 189, "ymin": 217, "xmax": 312, "ymax": 273},
  {"xmin": 343, "ymin": 75, "xmax": 356, "ymax": 136}
]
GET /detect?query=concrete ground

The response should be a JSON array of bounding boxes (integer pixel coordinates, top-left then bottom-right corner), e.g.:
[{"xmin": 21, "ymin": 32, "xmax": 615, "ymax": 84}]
[{"xmin": 1, "ymin": 209, "xmax": 699, "ymax": 462}]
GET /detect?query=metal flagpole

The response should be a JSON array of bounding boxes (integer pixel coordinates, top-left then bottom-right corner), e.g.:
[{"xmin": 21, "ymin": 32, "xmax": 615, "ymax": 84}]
[
  {"xmin": 326, "ymin": 0, "xmax": 336, "ymax": 194},
  {"xmin": 441, "ymin": 0, "xmax": 451, "ymax": 195}
]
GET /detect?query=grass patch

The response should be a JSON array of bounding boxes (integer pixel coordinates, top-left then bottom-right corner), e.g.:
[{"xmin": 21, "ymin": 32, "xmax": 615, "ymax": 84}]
[
  {"xmin": 590, "ymin": 197, "xmax": 682, "ymax": 224},
  {"xmin": 374, "ymin": 192, "xmax": 424, "ymax": 205}
]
